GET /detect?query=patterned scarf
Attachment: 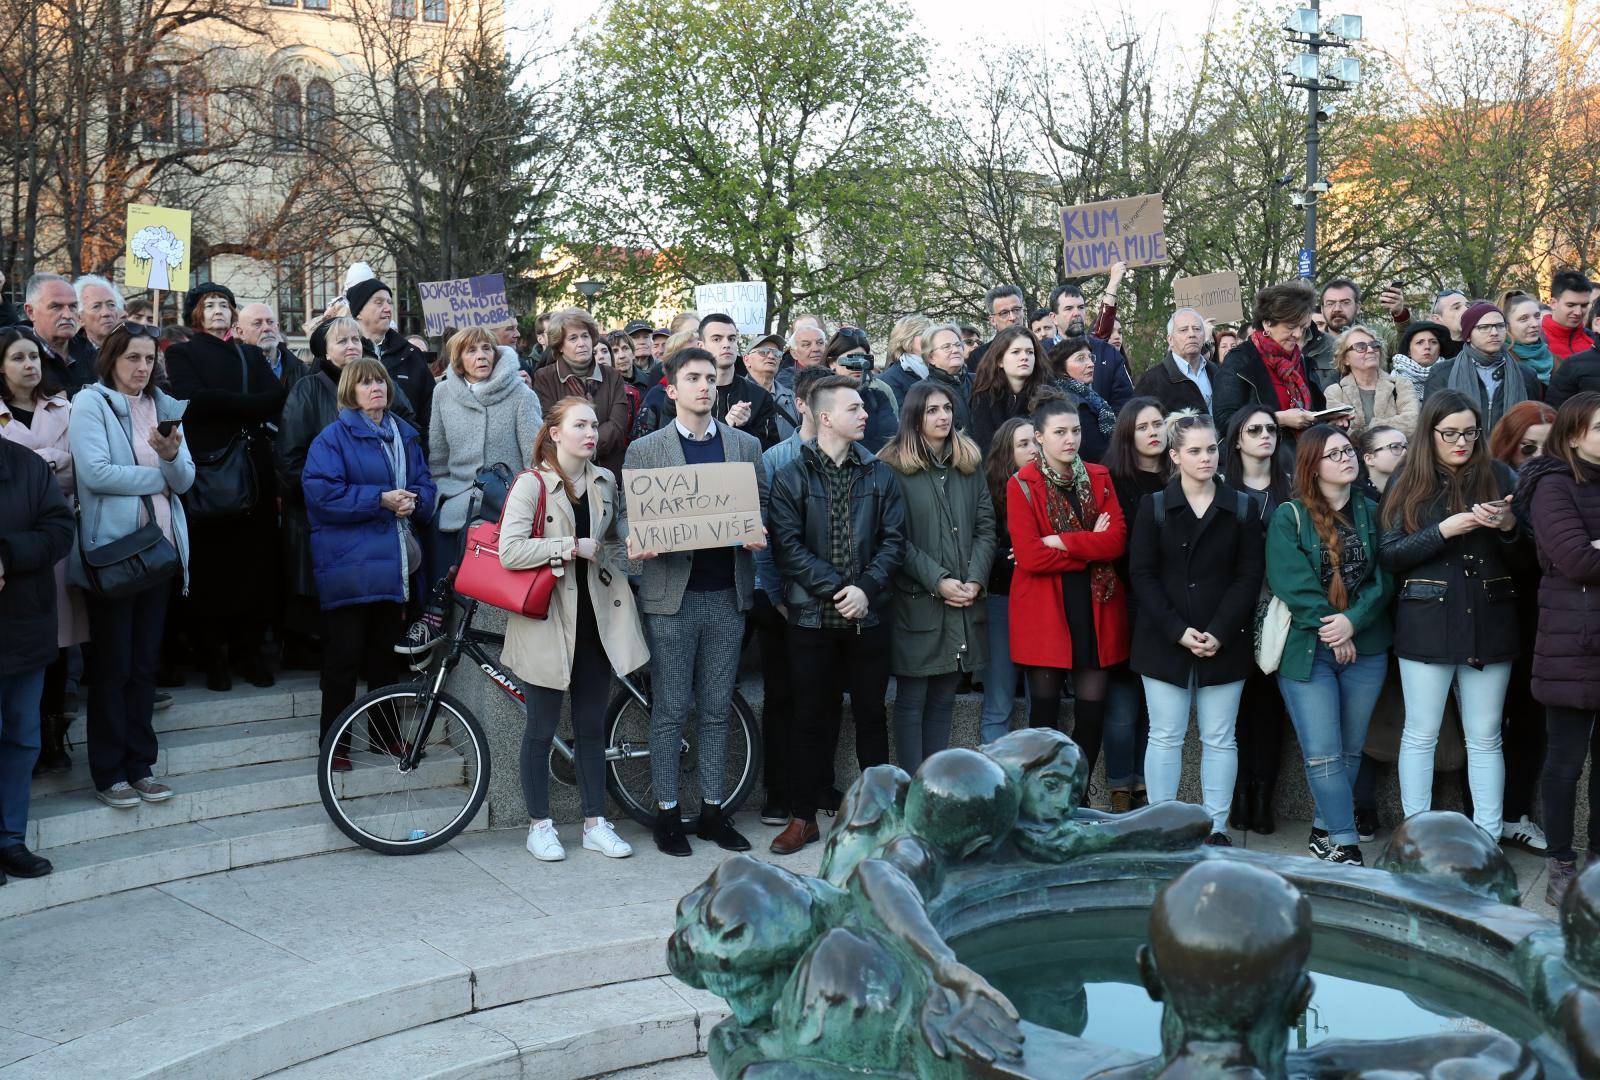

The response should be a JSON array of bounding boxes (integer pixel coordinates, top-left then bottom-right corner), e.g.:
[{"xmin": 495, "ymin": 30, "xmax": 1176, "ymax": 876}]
[
  {"xmin": 1390, "ymin": 353, "xmax": 1433, "ymax": 398},
  {"xmin": 1250, "ymin": 329, "xmax": 1312, "ymax": 411},
  {"xmin": 1060, "ymin": 376, "xmax": 1117, "ymax": 435},
  {"xmin": 1034, "ymin": 451, "xmax": 1118, "ymax": 602}
]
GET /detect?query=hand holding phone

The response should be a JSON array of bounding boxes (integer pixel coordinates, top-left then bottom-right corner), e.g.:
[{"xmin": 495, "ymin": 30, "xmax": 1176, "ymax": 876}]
[{"xmin": 157, "ymin": 419, "xmax": 179, "ymax": 438}]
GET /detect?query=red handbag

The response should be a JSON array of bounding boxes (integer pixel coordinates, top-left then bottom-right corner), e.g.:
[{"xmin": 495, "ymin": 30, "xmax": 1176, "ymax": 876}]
[{"xmin": 453, "ymin": 471, "xmax": 560, "ymax": 619}]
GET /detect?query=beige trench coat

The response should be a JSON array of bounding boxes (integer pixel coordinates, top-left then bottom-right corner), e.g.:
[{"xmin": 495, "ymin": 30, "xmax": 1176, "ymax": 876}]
[
  {"xmin": 1323, "ymin": 371, "xmax": 1419, "ymax": 439},
  {"xmin": 498, "ymin": 463, "xmax": 648, "ymax": 690}
]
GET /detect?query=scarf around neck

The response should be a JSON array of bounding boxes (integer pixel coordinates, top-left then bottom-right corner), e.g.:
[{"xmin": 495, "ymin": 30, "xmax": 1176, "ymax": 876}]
[
  {"xmin": 1250, "ymin": 329, "xmax": 1312, "ymax": 411},
  {"xmin": 365, "ymin": 412, "xmax": 414, "ymax": 598},
  {"xmin": 1390, "ymin": 354, "xmax": 1433, "ymax": 396},
  {"xmin": 1511, "ymin": 339, "xmax": 1554, "ymax": 385},
  {"xmin": 1061, "ymin": 375, "xmax": 1116, "ymax": 434},
  {"xmin": 1034, "ymin": 451, "xmax": 1118, "ymax": 602},
  {"xmin": 1449, "ymin": 343, "xmax": 1528, "ymax": 424}
]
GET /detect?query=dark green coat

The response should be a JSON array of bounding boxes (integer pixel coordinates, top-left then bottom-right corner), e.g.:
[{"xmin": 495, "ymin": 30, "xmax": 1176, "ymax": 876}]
[
  {"xmin": 888, "ymin": 458, "xmax": 996, "ymax": 677},
  {"xmin": 1264, "ymin": 495, "xmax": 1393, "ymax": 682}
]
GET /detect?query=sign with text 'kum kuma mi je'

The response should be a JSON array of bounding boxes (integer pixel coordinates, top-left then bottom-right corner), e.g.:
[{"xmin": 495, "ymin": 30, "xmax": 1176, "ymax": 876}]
[
  {"xmin": 1059, "ymin": 194, "xmax": 1169, "ymax": 278},
  {"xmin": 417, "ymin": 273, "xmax": 511, "ymax": 336},
  {"xmin": 623, "ymin": 461, "xmax": 762, "ymax": 554}
]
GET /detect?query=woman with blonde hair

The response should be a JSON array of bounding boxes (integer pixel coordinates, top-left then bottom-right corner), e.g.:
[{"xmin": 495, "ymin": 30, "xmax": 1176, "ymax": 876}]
[
  {"xmin": 498, "ymin": 396, "xmax": 649, "ymax": 861},
  {"xmin": 879, "ymin": 381, "xmax": 995, "ymax": 766},
  {"xmin": 1321, "ymin": 324, "xmax": 1419, "ymax": 439},
  {"xmin": 881, "ymin": 313, "xmax": 935, "ymax": 404}
]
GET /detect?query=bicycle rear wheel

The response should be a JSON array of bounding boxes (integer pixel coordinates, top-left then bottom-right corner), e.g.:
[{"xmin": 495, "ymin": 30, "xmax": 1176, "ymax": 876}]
[
  {"xmin": 317, "ymin": 684, "xmax": 489, "ymax": 855},
  {"xmin": 603, "ymin": 686, "xmax": 763, "ymax": 829}
]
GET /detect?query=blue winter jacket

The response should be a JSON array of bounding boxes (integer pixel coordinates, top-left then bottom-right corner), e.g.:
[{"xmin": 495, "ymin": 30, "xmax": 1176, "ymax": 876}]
[{"xmin": 302, "ymin": 408, "xmax": 436, "ymax": 610}]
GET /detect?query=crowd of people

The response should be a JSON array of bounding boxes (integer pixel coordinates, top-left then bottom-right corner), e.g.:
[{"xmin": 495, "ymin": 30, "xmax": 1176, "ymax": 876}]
[{"xmin": 1, "ymin": 264, "xmax": 1598, "ymax": 909}]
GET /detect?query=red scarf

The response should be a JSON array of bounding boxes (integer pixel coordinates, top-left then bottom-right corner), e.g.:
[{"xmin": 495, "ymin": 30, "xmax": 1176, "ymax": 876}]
[{"xmin": 1251, "ymin": 329, "xmax": 1311, "ymax": 412}]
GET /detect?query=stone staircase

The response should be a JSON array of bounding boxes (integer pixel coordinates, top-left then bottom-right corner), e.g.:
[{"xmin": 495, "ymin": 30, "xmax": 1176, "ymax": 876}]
[{"xmin": 6, "ymin": 674, "xmax": 486, "ymax": 920}]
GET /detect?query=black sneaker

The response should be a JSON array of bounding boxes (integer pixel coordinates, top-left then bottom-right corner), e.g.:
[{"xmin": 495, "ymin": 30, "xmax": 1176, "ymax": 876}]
[
  {"xmin": 1308, "ymin": 828, "xmax": 1334, "ymax": 860},
  {"xmin": 818, "ymin": 787, "xmax": 844, "ymax": 816},
  {"xmin": 696, "ymin": 804, "xmax": 752, "ymax": 852},
  {"xmin": 1325, "ymin": 844, "xmax": 1364, "ymax": 866},
  {"xmin": 653, "ymin": 811, "xmax": 692, "ymax": 857},
  {"xmin": 759, "ymin": 801, "xmax": 788, "ymax": 826},
  {"xmin": 1203, "ymin": 832, "xmax": 1234, "ymax": 847},
  {"xmin": 394, "ymin": 618, "xmax": 441, "ymax": 656},
  {"xmin": 1354, "ymin": 808, "xmax": 1379, "ymax": 844}
]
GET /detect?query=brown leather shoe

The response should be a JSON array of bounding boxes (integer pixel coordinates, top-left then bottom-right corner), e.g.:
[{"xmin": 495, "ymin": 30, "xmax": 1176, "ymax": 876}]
[{"xmin": 769, "ymin": 817, "xmax": 819, "ymax": 855}]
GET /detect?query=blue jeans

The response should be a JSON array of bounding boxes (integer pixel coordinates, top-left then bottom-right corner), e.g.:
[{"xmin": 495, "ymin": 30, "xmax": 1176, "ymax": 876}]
[
  {"xmin": 1142, "ymin": 673, "xmax": 1243, "ymax": 832},
  {"xmin": 1398, "ymin": 659, "xmax": 1509, "ymax": 839},
  {"xmin": 894, "ymin": 672, "xmax": 960, "ymax": 769},
  {"xmin": 1277, "ymin": 646, "xmax": 1388, "ymax": 846},
  {"xmin": 1104, "ymin": 671, "xmax": 1147, "ymax": 790},
  {"xmin": 980, "ymin": 594, "xmax": 1022, "ymax": 744},
  {"xmin": 0, "ymin": 666, "xmax": 47, "ymax": 846}
]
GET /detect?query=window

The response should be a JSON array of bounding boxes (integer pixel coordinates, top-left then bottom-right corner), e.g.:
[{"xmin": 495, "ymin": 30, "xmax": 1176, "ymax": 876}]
[
  {"xmin": 303, "ymin": 0, "xmax": 329, "ymax": 9},
  {"xmin": 390, "ymin": 0, "xmax": 415, "ymax": 16},
  {"xmin": 268, "ymin": 0, "xmax": 295, "ymax": 6},
  {"xmin": 277, "ymin": 255, "xmax": 306, "ymax": 330},
  {"xmin": 423, "ymin": 90, "xmax": 448, "ymax": 143},
  {"xmin": 393, "ymin": 270, "xmax": 421, "ymax": 335},
  {"xmin": 176, "ymin": 74, "xmax": 207, "ymax": 145},
  {"xmin": 394, "ymin": 88, "xmax": 421, "ymax": 148},
  {"xmin": 140, "ymin": 69, "xmax": 173, "ymax": 143},
  {"xmin": 272, "ymin": 75, "xmax": 302, "ymax": 151},
  {"xmin": 308, "ymin": 253, "xmax": 341, "ymax": 318},
  {"xmin": 305, "ymin": 78, "xmax": 335, "ymax": 136},
  {"xmin": 422, "ymin": 0, "xmax": 445, "ymax": 21}
]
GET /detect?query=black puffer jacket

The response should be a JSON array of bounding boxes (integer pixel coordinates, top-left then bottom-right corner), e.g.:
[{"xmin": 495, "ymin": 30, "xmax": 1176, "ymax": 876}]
[
  {"xmin": 1377, "ymin": 461, "xmax": 1530, "ymax": 667},
  {"xmin": 1519, "ymin": 454, "xmax": 1600, "ymax": 710},
  {"xmin": 0, "ymin": 439, "xmax": 75, "ymax": 676},
  {"xmin": 767, "ymin": 440, "xmax": 906, "ymax": 629},
  {"xmin": 1546, "ymin": 345, "xmax": 1600, "ymax": 410},
  {"xmin": 374, "ymin": 328, "xmax": 434, "ymax": 447}
]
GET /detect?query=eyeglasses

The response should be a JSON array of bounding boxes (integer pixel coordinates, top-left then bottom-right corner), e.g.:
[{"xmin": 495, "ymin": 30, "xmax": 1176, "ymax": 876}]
[
  {"xmin": 1373, "ymin": 441, "xmax": 1408, "ymax": 455},
  {"xmin": 933, "ymin": 340, "xmax": 964, "ymax": 352},
  {"xmin": 992, "ymin": 304, "xmax": 1025, "ymax": 320},
  {"xmin": 1244, "ymin": 422, "xmax": 1278, "ymax": 437},
  {"xmin": 1473, "ymin": 322, "xmax": 1507, "ymax": 332},
  {"xmin": 118, "ymin": 321, "xmax": 162, "ymax": 339},
  {"xmin": 1434, "ymin": 427, "xmax": 1480, "ymax": 445},
  {"xmin": 1322, "ymin": 445, "xmax": 1359, "ymax": 462},
  {"xmin": 1346, "ymin": 341, "xmax": 1381, "ymax": 353},
  {"xmin": 750, "ymin": 348, "xmax": 782, "ymax": 360}
]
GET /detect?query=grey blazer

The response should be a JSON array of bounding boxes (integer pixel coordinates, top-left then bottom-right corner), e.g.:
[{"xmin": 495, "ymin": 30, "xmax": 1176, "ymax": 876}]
[{"xmin": 621, "ymin": 419, "xmax": 769, "ymax": 615}]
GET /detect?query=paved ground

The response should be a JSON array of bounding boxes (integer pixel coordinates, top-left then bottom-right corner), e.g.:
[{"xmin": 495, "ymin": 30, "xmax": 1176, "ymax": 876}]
[{"xmin": 0, "ymin": 805, "xmax": 1559, "ymax": 1076}]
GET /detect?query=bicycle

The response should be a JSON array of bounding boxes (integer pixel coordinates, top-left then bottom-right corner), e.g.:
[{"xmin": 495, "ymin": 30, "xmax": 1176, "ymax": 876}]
[{"xmin": 317, "ymin": 575, "xmax": 763, "ymax": 855}]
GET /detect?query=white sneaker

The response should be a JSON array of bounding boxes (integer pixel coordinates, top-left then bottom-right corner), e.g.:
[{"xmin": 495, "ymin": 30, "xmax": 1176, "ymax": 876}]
[
  {"xmin": 526, "ymin": 819, "xmax": 565, "ymax": 861},
  {"xmin": 1501, "ymin": 815, "xmax": 1548, "ymax": 852},
  {"xmin": 582, "ymin": 817, "xmax": 633, "ymax": 858}
]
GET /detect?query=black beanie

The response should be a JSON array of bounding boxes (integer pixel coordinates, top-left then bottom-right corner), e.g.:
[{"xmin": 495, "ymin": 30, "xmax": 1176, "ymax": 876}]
[
  {"xmin": 182, "ymin": 282, "xmax": 237, "ymax": 324},
  {"xmin": 345, "ymin": 278, "xmax": 393, "ymax": 320}
]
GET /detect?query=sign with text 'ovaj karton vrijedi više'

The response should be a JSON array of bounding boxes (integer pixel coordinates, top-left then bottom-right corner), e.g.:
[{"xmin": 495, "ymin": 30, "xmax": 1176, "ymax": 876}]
[{"xmin": 623, "ymin": 462, "xmax": 762, "ymax": 554}]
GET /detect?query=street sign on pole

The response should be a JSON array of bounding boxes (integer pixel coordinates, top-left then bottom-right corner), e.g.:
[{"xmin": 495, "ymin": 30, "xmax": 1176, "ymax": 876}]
[{"xmin": 1297, "ymin": 248, "xmax": 1316, "ymax": 281}]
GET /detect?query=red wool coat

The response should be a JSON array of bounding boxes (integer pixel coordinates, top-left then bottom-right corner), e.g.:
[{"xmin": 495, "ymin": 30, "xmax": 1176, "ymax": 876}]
[{"xmin": 1007, "ymin": 460, "xmax": 1130, "ymax": 669}]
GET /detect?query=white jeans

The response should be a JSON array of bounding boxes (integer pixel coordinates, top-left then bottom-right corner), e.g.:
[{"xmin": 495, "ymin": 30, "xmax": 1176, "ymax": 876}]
[
  {"xmin": 1397, "ymin": 659, "xmax": 1509, "ymax": 839},
  {"xmin": 1141, "ymin": 673, "xmax": 1243, "ymax": 833}
]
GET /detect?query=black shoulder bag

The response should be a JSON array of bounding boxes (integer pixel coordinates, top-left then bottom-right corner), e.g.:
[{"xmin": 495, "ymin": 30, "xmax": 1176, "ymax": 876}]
[
  {"xmin": 80, "ymin": 494, "xmax": 181, "ymax": 598},
  {"xmin": 184, "ymin": 345, "xmax": 260, "ymax": 520}
]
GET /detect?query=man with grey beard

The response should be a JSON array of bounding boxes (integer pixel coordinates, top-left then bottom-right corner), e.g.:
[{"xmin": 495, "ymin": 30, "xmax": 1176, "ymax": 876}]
[{"xmin": 237, "ymin": 302, "xmax": 305, "ymax": 391}]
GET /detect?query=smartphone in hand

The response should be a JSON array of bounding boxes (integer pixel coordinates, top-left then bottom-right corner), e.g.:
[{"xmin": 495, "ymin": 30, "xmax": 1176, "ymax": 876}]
[{"xmin": 157, "ymin": 419, "xmax": 179, "ymax": 438}]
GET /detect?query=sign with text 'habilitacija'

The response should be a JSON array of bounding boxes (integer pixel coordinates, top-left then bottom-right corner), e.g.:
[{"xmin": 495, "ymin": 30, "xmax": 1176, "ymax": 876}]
[
  {"xmin": 417, "ymin": 273, "xmax": 511, "ymax": 336},
  {"xmin": 1172, "ymin": 271, "xmax": 1245, "ymax": 324},
  {"xmin": 623, "ymin": 462, "xmax": 762, "ymax": 554},
  {"xmin": 1059, "ymin": 195, "xmax": 1168, "ymax": 278},
  {"xmin": 694, "ymin": 282, "xmax": 768, "ymax": 335}
]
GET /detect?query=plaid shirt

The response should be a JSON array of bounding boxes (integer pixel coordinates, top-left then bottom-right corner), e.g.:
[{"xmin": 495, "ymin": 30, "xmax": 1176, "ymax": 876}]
[{"xmin": 819, "ymin": 450, "xmax": 856, "ymax": 629}]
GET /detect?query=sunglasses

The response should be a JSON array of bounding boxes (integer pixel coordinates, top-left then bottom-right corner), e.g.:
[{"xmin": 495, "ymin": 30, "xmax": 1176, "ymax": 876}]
[
  {"xmin": 118, "ymin": 322, "xmax": 162, "ymax": 339},
  {"xmin": 1244, "ymin": 422, "xmax": 1278, "ymax": 437}
]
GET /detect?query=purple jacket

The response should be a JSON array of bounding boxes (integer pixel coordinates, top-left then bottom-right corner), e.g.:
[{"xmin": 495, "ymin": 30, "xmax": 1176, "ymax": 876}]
[{"xmin": 1521, "ymin": 455, "xmax": 1600, "ymax": 710}]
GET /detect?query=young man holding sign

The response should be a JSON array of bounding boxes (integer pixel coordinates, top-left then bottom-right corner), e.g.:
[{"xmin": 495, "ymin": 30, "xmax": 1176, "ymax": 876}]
[{"xmin": 624, "ymin": 348, "xmax": 769, "ymax": 857}]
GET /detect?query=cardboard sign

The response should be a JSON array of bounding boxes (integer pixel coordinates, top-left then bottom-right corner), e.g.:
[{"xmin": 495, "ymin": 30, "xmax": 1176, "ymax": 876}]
[
  {"xmin": 124, "ymin": 204, "xmax": 193, "ymax": 291},
  {"xmin": 624, "ymin": 462, "xmax": 762, "ymax": 554},
  {"xmin": 1172, "ymin": 271, "xmax": 1244, "ymax": 325},
  {"xmin": 417, "ymin": 273, "xmax": 512, "ymax": 336},
  {"xmin": 694, "ymin": 282, "xmax": 768, "ymax": 335},
  {"xmin": 1059, "ymin": 194, "xmax": 1168, "ymax": 278}
]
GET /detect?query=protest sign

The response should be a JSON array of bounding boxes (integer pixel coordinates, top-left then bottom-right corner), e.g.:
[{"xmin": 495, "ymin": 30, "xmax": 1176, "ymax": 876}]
[
  {"xmin": 1172, "ymin": 271, "xmax": 1244, "ymax": 324},
  {"xmin": 694, "ymin": 282, "xmax": 768, "ymax": 335},
  {"xmin": 124, "ymin": 204, "xmax": 192, "ymax": 292},
  {"xmin": 417, "ymin": 273, "xmax": 512, "ymax": 336},
  {"xmin": 1059, "ymin": 195, "xmax": 1168, "ymax": 278},
  {"xmin": 623, "ymin": 461, "xmax": 763, "ymax": 554}
]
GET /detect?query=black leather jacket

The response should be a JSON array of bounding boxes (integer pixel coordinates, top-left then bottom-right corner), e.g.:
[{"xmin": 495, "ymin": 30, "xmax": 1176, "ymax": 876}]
[
  {"xmin": 767, "ymin": 440, "xmax": 907, "ymax": 629},
  {"xmin": 1377, "ymin": 462, "xmax": 1531, "ymax": 667}
]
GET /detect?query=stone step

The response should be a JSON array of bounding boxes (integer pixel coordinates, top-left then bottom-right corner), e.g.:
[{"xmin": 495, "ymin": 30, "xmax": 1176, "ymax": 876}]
[
  {"xmin": 271, "ymin": 978, "xmax": 726, "ymax": 1080},
  {"xmin": 0, "ymin": 790, "xmax": 488, "ymax": 920},
  {"xmin": 25, "ymin": 749, "xmax": 470, "ymax": 851},
  {"xmin": 596, "ymin": 1059, "xmax": 712, "ymax": 1079},
  {"xmin": 59, "ymin": 674, "xmax": 323, "ymax": 745}
]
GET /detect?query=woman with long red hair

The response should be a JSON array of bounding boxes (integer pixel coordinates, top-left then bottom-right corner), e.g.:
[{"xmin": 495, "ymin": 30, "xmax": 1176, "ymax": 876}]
[
  {"xmin": 497, "ymin": 396, "xmax": 648, "ymax": 863},
  {"xmin": 1488, "ymin": 399, "xmax": 1557, "ymax": 474},
  {"xmin": 1007, "ymin": 392, "xmax": 1130, "ymax": 787},
  {"xmin": 1265, "ymin": 425, "xmax": 1393, "ymax": 865}
]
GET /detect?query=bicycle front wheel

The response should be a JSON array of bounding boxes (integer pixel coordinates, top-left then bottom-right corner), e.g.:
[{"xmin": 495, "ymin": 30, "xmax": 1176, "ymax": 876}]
[
  {"xmin": 317, "ymin": 684, "xmax": 490, "ymax": 855},
  {"xmin": 603, "ymin": 687, "xmax": 763, "ymax": 829}
]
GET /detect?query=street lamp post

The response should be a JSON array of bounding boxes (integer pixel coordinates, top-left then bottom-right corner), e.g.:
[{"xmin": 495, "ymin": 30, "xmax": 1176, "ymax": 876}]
[
  {"xmin": 575, "ymin": 279, "xmax": 604, "ymax": 307},
  {"xmin": 1283, "ymin": 3, "xmax": 1362, "ymax": 281}
]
